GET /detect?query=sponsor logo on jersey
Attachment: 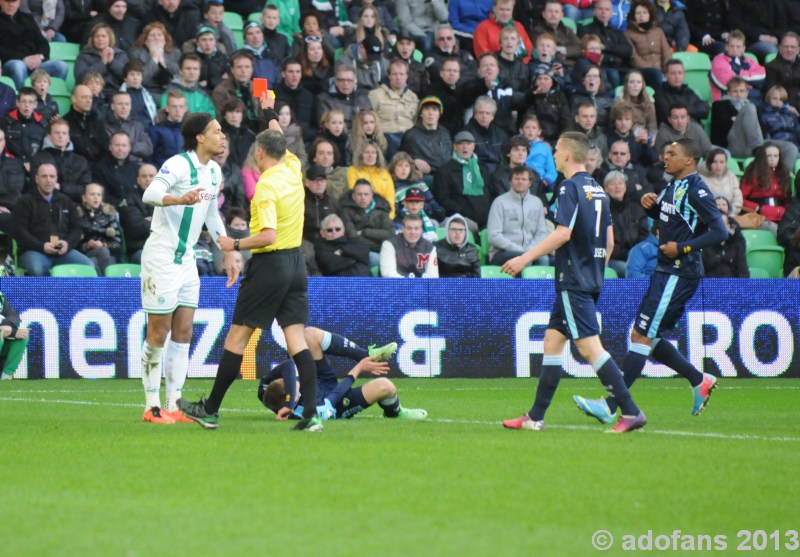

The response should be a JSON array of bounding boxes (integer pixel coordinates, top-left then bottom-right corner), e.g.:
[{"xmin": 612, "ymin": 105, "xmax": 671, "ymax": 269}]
[
  {"xmin": 198, "ymin": 191, "xmax": 218, "ymax": 201},
  {"xmin": 160, "ymin": 168, "xmax": 169, "ymax": 174}
]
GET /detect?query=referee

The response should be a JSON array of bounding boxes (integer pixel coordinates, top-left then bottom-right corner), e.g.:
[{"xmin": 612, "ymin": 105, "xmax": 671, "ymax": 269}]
[{"xmin": 179, "ymin": 94, "xmax": 322, "ymax": 432}]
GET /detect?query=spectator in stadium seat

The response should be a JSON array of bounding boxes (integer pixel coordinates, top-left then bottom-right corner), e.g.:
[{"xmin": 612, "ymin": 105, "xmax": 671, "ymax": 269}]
[
  {"xmin": 623, "ymin": 0, "xmax": 670, "ymax": 89},
  {"xmin": 711, "ymin": 76, "xmax": 766, "ymax": 159},
  {"xmin": 464, "ymin": 95, "xmax": 511, "ymax": 175},
  {"xmin": 625, "ymin": 219, "xmax": 658, "ymax": 278},
  {"xmin": 91, "ymin": 130, "xmax": 140, "ymax": 206},
  {"xmin": 520, "ymin": 66, "xmax": 571, "ymax": 145},
  {"xmin": 220, "ymin": 99, "xmax": 256, "ymax": 170},
  {"xmin": 103, "ymin": 90, "xmax": 153, "ymax": 162},
  {"xmin": 761, "ymin": 86, "xmax": 800, "ymax": 147},
  {"xmin": 400, "ymin": 96, "xmax": 453, "ymax": 177},
  {"xmin": 185, "ymin": 25, "xmax": 230, "ymax": 93},
  {"xmin": 595, "ymin": 139, "xmax": 651, "ymax": 201},
  {"xmin": 30, "ymin": 118, "xmax": 92, "ymax": 204},
  {"xmin": 118, "ymin": 163, "xmax": 155, "ymax": 264},
  {"xmin": 75, "ymin": 23, "xmax": 129, "ymax": 93},
  {"xmin": 10, "ymin": 162, "xmax": 93, "ymax": 275},
  {"xmin": 496, "ymin": 26, "xmax": 532, "ymax": 94},
  {"xmin": 314, "ymin": 213, "xmax": 371, "ymax": 277},
  {"xmin": 63, "ymin": 84, "xmax": 109, "ymax": 162},
  {"xmin": 655, "ymin": 104, "xmax": 712, "ymax": 156},
  {"xmin": 487, "ymin": 165, "xmax": 549, "ymax": 267},
  {"xmin": 726, "ymin": 0, "xmax": 783, "ymax": 64},
  {"xmin": 474, "ymin": 0, "xmax": 534, "ymax": 63},
  {"xmin": 307, "ymin": 137, "xmax": 348, "ymax": 202},
  {"xmin": 141, "ymin": 0, "xmax": 200, "ymax": 49},
  {"xmin": 487, "ymin": 134, "xmax": 536, "ymax": 200},
  {"xmin": 199, "ymin": 1, "xmax": 235, "ymax": 56},
  {"xmin": 213, "ymin": 143, "xmax": 246, "ymax": 215},
  {"xmin": 653, "ymin": 0, "xmax": 689, "ymax": 53},
  {"xmin": 606, "ymin": 101, "xmax": 657, "ymax": 168},
  {"xmin": 421, "ymin": 58, "xmax": 471, "ymax": 136},
  {"xmin": 603, "ymin": 169, "xmax": 648, "ymax": 277},
  {"xmin": 260, "ymin": 5, "xmax": 290, "ymax": 63},
  {"xmin": 709, "ymin": 29, "xmax": 766, "ymax": 103},
  {"xmin": 368, "ymin": 59, "xmax": 418, "ymax": 160},
  {"xmin": 571, "ymin": 34, "xmax": 614, "ymax": 92},
  {"xmin": 212, "ymin": 51, "xmax": 257, "ymax": 131},
  {"xmin": 653, "ymin": 59, "xmax": 710, "ymax": 125},
  {"xmin": 128, "ymin": 22, "xmax": 182, "ymax": 97},
  {"xmin": 394, "ymin": 186, "xmax": 440, "ymax": 239},
  {"xmin": 701, "ymin": 205, "xmax": 749, "ymax": 278},
  {"xmin": 303, "ymin": 164, "xmax": 340, "ymax": 245},
  {"xmin": 614, "ymin": 69, "xmax": 657, "ymax": 136},
  {"xmin": 148, "ymin": 89, "xmax": 185, "ymax": 169},
  {"xmin": 570, "ymin": 64, "xmax": 612, "ymax": 131},
  {"xmin": 777, "ymin": 197, "xmax": 800, "ymax": 276},
  {"xmin": 388, "ymin": 32, "xmax": 427, "ymax": 98},
  {"xmin": 2, "ymin": 87, "xmax": 45, "ymax": 172},
  {"xmin": 23, "ymin": 0, "xmax": 66, "ymax": 42},
  {"xmin": 316, "ymin": 65, "xmax": 372, "ymax": 132},
  {"xmin": 434, "ymin": 213, "xmax": 480, "ymax": 278},
  {"xmin": 432, "ymin": 130, "xmax": 492, "ymax": 233},
  {"xmin": 579, "ymin": 0, "xmax": 633, "ymax": 87},
  {"xmin": 740, "ymin": 142, "xmax": 791, "ymax": 234},
  {"xmin": 685, "ymin": 0, "xmax": 729, "ymax": 57},
  {"xmin": 424, "ymin": 25, "xmax": 479, "ymax": 87},
  {"xmin": 571, "ymin": 101, "xmax": 608, "ymax": 160},
  {"xmin": 347, "ymin": 140, "xmax": 395, "ymax": 219},
  {"xmin": 380, "ymin": 212, "xmax": 438, "ymax": 278},
  {"xmin": 29, "ymin": 69, "xmax": 58, "ymax": 123},
  {"xmin": 396, "ymin": 0, "xmax": 448, "ymax": 53},
  {"xmin": 699, "ymin": 148, "xmax": 743, "ymax": 215},
  {"xmin": 531, "ymin": 1, "xmax": 580, "ymax": 69},
  {"xmin": 76, "ymin": 182, "xmax": 121, "ymax": 274},
  {"xmin": 291, "ymin": 11, "xmax": 337, "ymax": 61},
  {"xmin": 81, "ymin": 0, "xmax": 139, "ymax": 53},
  {"xmin": 340, "ymin": 179, "xmax": 395, "ymax": 268},
  {"xmin": 0, "ymin": 0, "xmax": 68, "ymax": 89},
  {"xmin": 462, "ymin": 53, "xmax": 524, "ymax": 135},
  {"xmin": 240, "ymin": 21, "xmax": 279, "ymax": 85},
  {"xmin": 337, "ymin": 35, "xmax": 389, "ymax": 93},
  {"xmin": 160, "ymin": 53, "xmax": 215, "ymax": 116},
  {"xmin": 275, "ymin": 58, "xmax": 317, "ymax": 144},
  {"xmin": 0, "ymin": 130, "xmax": 24, "ymax": 233},
  {"xmin": 119, "ymin": 61, "xmax": 158, "ymax": 129},
  {"xmin": 764, "ymin": 32, "xmax": 800, "ymax": 114}
]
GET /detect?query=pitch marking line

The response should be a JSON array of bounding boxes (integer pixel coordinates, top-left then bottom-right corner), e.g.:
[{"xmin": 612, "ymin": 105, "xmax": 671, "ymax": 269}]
[{"xmin": 1, "ymin": 396, "xmax": 798, "ymax": 443}]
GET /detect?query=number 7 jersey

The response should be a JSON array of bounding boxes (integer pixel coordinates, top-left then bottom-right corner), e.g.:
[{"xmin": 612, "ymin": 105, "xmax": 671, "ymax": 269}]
[{"xmin": 553, "ymin": 171, "xmax": 611, "ymax": 293}]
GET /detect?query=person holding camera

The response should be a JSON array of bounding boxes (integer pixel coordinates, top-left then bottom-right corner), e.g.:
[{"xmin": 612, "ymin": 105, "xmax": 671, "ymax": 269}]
[{"xmin": 9, "ymin": 163, "xmax": 93, "ymax": 276}]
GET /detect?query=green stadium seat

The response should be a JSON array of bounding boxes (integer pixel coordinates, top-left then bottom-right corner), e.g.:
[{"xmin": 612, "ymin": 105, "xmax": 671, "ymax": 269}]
[
  {"xmin": 248, "ymin": 11, "xmax": 261, "ymax": 23},
  {"xmin": 764, "ymin": 52, "xmax": 777, "ymax": 64},
  {"xmin": 745, "ymin": 246, "xmax": 785, "ymax": 278},
  {"xmin": 727, "ymin": 155, "xmax": 743, "ymax": 177},
  {"xmin": 562, "ymin": 17, "xmax": 576, "ymax": 33},
  {"xmin": 0, "ymin": 76, "xmax": 16, "ymax": 92},
  {"xmin": 748, "ymin": 266, "xmax": 770, "ymax": 278},
  {"xmin": 794, "ymin": 159, "xmax": 800, "ymax": 177},
  {"xmin": 64, "ymin": 61, "xmax": 76, "ymax": 91},
  {"xmin": 604, "ymin": 267, "xmax": 618, "ymax": 278},
  {"xmin": 223, "ymin": 12, "xmax": 244, "ymax": 30},
  {"xmin": 741, "ymin": 229, "xmax": 778, "ymax": 249},
  {"xmin": 48, "ymin": 42, "xmax": 80, "ymax": 62},
  {"xmin": 479, "ymin": 228, "xmax": 490, "ymax": 266},
  {"xmin": 480, "ymin": 265, "xmax": 513, "ymax": 278},
  {"xmin": 521, "ymin": 265, "xmax": 555, "ymax": 279},
  {"xmin": 104, "ymin": 263, "xmax": 141, "ymax": 277},
  {"xmin": 334, "ymin": 47, "xmax": 344, "ymax": 61},
  {"xmin": 578, "ymin": 17, "xmax": 593, "ymax": 27},
  {"xmin": 741, "ymin": 157, "xmax": 754, "ymax": 172},
  {"xmin": 370, "ymin": 265, "xmax": 379, "ymax": 277},
  {"xmin": 54, "ymin": 95, "xmax": 72, "ymax": 115},
  {"xmin": 673, "ymin": 51, "xmax": 711, "ymax": 71},
  {"xmin": 50, "ymin": 264, "xmax": 98, "ymax": 277}
]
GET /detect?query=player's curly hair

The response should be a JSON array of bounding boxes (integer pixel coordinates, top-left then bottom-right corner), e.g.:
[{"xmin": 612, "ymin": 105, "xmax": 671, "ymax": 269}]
[
  {"xmin": 261, "ymin": 379, "xmax": 286, "ymax": 414},
  {"xmin": 182, "ymin": 113, "xmax": 215, "ymax": 151}
]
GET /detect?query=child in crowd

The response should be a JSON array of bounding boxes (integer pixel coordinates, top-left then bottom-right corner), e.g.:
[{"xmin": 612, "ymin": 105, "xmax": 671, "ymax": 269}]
[
  {"xmin": 519, "ymin": 114, "xmax": 557, "ymax": 188},
  {"xmin": 119, "ymin": 60, "xmax": 158, "ymax": 129},
  {"xmin": 76, "ymin": 183, "xmax": 121, "ymax": 275},
  {"xmin": 83, "ymin": 72, "xmax": 110, "ymax": 118},
  {"xmin": 389, "ymin": 151, "xmax": 446, "ymax": 222},
  {"xmin": 761, "ymin": 86, "xmax": 800, "ymax": 146},
  {"xmin": 30, "ymin": 69, "xmax": 59, "ymax": 122},
  {"xmin": 319, "ymin": 108, "xmax": 349, "ymax": 167}
]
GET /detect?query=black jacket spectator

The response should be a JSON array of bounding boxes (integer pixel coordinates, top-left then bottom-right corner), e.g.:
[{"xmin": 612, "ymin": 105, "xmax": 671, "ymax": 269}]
[
  {"xmin": 75, "ymin": 46, "xmax": 130, "ymax": 92},
  {"xmin": 0, "ymin": 6, "xmax": 50, "ymax": 62},
  {"xmin": 339, "ymin": 192, "xmax": 395, "ymax": 252},
  {"xmin": 304, "ymin": 188, "xmax": 340, "ymax": 243},
  {"xmin": 609, "ymin": 193, "xmax": 649, "ymax": 264},
  {"xmin": 432, "ymin": 159, "xmax": 492, "ymax": 228},
  {"xmin": 521, "ymin": 87, "xmax": 571, "ymax": 145},
  {"xmin": 654, "ymin": 82, "xmax": 710, "ymax": 125},
  {"xmin": 92, "ymin": 153, "xmax": 140, "ymax": 206},
  {"xmin": 10, "ymin": 188, "xmax": 82, "ymax": 253},
  {"xmin": 118, "ymin": 182, "xmax": 153, "ymax": 258},
  {"xmin": 578, "ymin": 17, "xmax": 633, "ymax": 70},
  {"xmin": 727, "ymin": 0, "xmax": 786, "ymax": 48},
  {"xmin": 63, "ymin": 107, "xmax": 109, "ymax": 161},
  {"xmin": 274, "ymin": 79, "xmax": 316, "ymax": 143},
  {"xmin": 702, "ymin": 219, "xmax": 749, "ymax": 278},
  {"xmin": 220, "ymin": 160, "xmax": 246, "ymax": 213},
  {"xmin": 779, "ymin": 198, "xmax": 800, "ymax": 276},
  {"xmin": 464, "ymin": 118, "xmax": 510, "ymax": 175},
  {"xmin": 142, "ymin": 2, "xmax": 200, "ymax": 48},
  {"xmin": 3, "ymin": 109, "xmax": 46, "ymax": 165},
  {"xmin": 221, "ymin": 121, "xmax": 255, "ymax": 170},
  {"xmin": 315, "ymin": 87, "xmax": 372, "ymax": 130},
  {"xmin": 314, "ymin": 235, "xmax": 371, "ymax": 277},
  {"xmin": 434, "ymin": 237, "xmax": 480, "ymax": 278},
  {"xmin": 423, "ymin": 45, "xmax": 479, "ymax": 85},
  {"xmin": 263, "ymin": 27, "xmax": 289, "ymax": 63},
  {"xmin": 686, "ymin": 0, "xmax": 728, "ymax": 48},
  {"xmin": 655, "ymin": 1, "xmax": 689, "ymax": 52},
  {"xmin": 421, "ymin": 76, "xmax": 471, "ymax": 136},
  {"xmin": 30, "ymin": 139, "xmax": 92, "ymax": 204},
  {"xmin": 400, "ymin": 122, "xmax": 454, "ymax": 173},
  {"xmin": 765, "ymin": 51, "xmax": 800, "ymax": 112},
  {"xmin": 0, "ymin": 153, "xmax": 25, "ymax": 211}
]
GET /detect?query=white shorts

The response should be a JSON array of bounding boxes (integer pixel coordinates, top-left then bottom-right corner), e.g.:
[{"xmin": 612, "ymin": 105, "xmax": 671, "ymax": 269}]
[{"xmin": 141, "ymin": 256, "xmax": 200, "ymax": 314}]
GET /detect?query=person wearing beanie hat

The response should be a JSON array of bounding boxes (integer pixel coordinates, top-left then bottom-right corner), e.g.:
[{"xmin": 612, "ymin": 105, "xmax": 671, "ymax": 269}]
[
  {"xmin": 137, "ymin": 110, "xmax": 239, "ymax": 425},
  {"xmin": 399, "ymin": 94, "xmax": 453, "ymax": 175},
  {"xmin": 336, "ymin": 33, "xmax": 389, "ymax": 91},
  {"xmin": 191, "ymin": 24, "xmax": 230, "ymax": 91}
]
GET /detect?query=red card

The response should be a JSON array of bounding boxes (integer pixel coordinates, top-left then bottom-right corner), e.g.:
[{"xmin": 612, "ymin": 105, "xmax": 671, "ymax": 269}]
[{"xmin": 252, "ymin": 78, "xmax": 268, "ymax": 99}]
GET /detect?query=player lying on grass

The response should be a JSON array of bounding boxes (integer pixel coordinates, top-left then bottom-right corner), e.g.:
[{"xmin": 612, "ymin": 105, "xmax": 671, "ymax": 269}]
[{"xmin": 258, "ymin": 327, "xmax": 428, "ymax": 421}]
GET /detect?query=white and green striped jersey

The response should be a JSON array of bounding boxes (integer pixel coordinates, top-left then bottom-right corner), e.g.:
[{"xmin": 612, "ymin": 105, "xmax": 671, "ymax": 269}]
[{"xmin": 142, "ymin": 151, "xmax": 224, "ymax": 265}]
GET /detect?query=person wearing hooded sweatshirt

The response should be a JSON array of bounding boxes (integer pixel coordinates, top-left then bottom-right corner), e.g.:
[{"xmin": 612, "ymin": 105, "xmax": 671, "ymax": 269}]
[
  {"xmin": 487, "ymin": 165, "xmax": 549, "ymax": 267},
  {"xmin": 30, "ymin": 118, "xmax": 92, "ymax": 204},
  {"xmin": 435, "ymin": 213, "xmax": 480, "ymax": 278}
]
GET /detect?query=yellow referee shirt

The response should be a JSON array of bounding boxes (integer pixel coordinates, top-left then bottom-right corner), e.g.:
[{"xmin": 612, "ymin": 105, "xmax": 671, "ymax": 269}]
[{"xmin": 250, "ymin": 150, "xmax": 305, "ymax": 253}]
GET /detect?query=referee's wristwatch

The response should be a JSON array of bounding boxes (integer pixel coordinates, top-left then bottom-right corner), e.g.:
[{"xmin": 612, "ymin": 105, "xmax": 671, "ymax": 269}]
[{"xmin": 234, "ymin": 238, "xmax": 240, "ymax": 251}]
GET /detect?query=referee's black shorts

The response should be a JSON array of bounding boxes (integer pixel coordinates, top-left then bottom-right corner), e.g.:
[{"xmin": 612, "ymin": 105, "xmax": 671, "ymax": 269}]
[{"xmin": 232, "ymin": 248, "xmax": 308, "ymax": 329}]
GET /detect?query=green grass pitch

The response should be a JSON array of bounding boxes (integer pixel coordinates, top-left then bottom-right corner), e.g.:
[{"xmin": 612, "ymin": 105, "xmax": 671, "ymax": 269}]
[{"xmin": 1, "ymin": 378, "xmax": 798, "ymax": 557}]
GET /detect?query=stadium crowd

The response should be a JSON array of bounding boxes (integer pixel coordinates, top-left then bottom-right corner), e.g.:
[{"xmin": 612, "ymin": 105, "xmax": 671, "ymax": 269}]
[{"xmin": 2, "ymin": 0, "xmax": 800, "ymax": 278}]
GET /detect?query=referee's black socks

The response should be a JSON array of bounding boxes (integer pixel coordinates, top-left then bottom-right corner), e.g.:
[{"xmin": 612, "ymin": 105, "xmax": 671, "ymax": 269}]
[
  {"xmin": 205, "ymin": 350, "xmax": 244, "ymax": 414},
  {"xmin": 293, "ymin": 349, "xmax": 318, "ymax": 420}
]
